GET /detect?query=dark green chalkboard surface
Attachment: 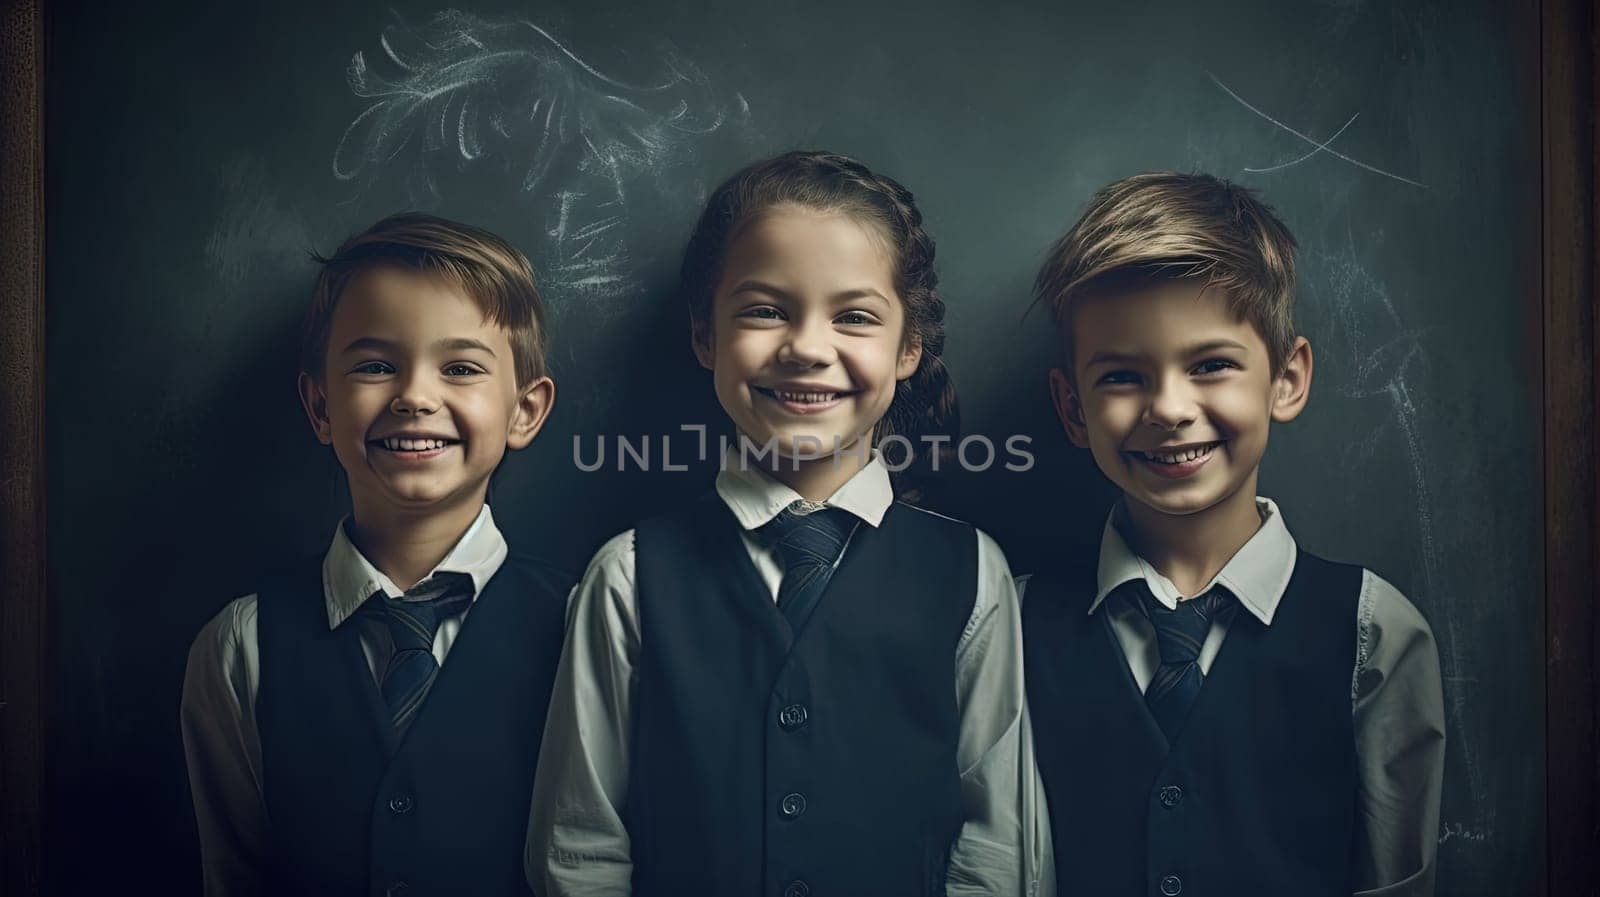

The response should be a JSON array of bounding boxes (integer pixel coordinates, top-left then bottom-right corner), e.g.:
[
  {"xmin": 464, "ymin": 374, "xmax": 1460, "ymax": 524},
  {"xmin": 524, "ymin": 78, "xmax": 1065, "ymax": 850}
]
[{"xmin": 46, "ymin": 0, "xmax": 1538, "ymax": 892}]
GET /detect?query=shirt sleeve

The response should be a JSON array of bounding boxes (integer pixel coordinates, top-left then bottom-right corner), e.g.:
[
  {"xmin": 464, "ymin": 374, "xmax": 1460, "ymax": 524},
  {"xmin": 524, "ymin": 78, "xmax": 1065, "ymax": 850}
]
[
  {"xmin": 1350, "ymin": 570, "xmax": 1446, "ymax": 897},
  {"xmin": 179, "ymin": 595, "xmax": 268, "ymax": 897},
  {"xmin": 525, "ymin": 531, "xmax": 640, "ymax": 897},
  {"xmin": 1014, "ymin": 575, "xmax": 1056, "ymax": 897},
  {"xmin": 945, "ymin": 530, "xmax": 1028, "ymax": 897}
]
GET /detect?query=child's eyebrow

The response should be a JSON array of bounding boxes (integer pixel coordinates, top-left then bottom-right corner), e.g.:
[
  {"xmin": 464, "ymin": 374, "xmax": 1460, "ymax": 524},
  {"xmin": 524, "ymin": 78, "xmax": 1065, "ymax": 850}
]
[
  {"xmin": 1084, "ymin": 350, "xmax": 1145, "ymax": 367},
  {"xmin": 728, "ymin": 278, "xmax": 792, "ymax": 300},
  {"xmin": 337, "ymin": 336, "xmax": 498, "ymax": 356},
  {"xmin": 1085, "ymin": 339, "xmax": 1250, "ymax": 368},
  {"xmin": 432, "ymin": 337, "xmax": 498, "ymax": 356},
  {"xmin": 728, "ymin": 280, "xmax": 889, "ymax": 306},
  {"xmin": 339, "ymin": 336, "xmax": 401, "ymax": 355},
  {"xmin": 1184, "ymin": 338, "xmax": 1250, "ymax": 354},
  {"xmin": 829, "ymin": 288, "xmax": 890, "ymax": 306}
]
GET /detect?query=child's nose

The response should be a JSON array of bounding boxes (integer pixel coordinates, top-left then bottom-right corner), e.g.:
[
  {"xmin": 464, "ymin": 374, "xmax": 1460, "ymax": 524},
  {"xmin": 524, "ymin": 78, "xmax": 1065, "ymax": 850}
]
[
  {"xmin": 777, "ymin": 318, "xmax": 837, "ymax": 367},
  {"xmin": 1144, "ymin": 377, "xmax": 1199, "ymax": 431},
  {"xmin": 390, "ymin": 374, "xmax": 442, "ymax": 416}
]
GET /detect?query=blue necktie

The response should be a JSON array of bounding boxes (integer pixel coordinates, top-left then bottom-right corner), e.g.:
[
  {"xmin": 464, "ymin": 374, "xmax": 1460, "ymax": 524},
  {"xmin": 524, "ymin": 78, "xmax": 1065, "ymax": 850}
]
[
  {"xmin": 1135, "ymin": 584, "xmax": 1232, "ymax": 741},
  {"xmin": 759, "ymin": 502, "xmax": 859, "ymax": 629},
  {"xmin": 368, "ymin": 572, "xmax": 475, "ymax": 736}
]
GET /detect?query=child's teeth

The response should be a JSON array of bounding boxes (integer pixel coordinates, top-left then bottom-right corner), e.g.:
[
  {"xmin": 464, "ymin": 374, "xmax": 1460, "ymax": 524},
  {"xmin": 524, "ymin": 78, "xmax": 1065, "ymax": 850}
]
[
  {"xmin": 384, "ymin": 438, "xmax": 448, "ymax": 451},
  {"xmin": 1145, "ymin": 444, "xmax": 1214, "ymax": 464},
  {"xmin": 776, "ymin": 390, "xmax": 836, "ymax": 403}
]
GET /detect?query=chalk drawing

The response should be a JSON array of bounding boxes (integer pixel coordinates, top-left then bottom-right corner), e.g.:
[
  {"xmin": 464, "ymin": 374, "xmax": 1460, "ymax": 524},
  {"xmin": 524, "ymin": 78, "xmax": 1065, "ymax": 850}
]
[
  {"xmin": 1208, "ymin": 73, "xmax": 1428, "ymax": 189},
  {"xmin": 333, "ymin": 10, "xmax": 749, "ymax": 301},
  {"xmin": 1438, "ymin": 822, "xmax": 1489, "ymax": 845},
  {"xmin": 1310, "ymin": 239, "xmax": 1484, "ymax": 836}
]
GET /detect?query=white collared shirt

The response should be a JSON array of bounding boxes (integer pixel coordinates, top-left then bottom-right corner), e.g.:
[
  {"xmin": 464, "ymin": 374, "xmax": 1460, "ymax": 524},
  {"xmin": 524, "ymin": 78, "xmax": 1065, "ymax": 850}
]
[
  {"xmin": 526, "ymin": 451, "xmax": 1029, "ymax": 896},
  {"xmin": 1019, "ymin": 499, "xmax": 1447, "ymax": 897},
  {"xmin": 179, "ymin": 505, "xmax": 509, "ymax": 897}
]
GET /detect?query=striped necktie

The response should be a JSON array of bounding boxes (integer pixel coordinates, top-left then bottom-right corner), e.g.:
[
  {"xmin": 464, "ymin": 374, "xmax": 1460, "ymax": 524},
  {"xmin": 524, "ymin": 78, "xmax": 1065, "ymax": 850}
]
[
  {"xmin": 1135, "ymin": 584, "xmax": 1233, "ymax": 741},
  {"xmin": 759, "ymin": 501, "xmax": 859, "ymax": 629},
  {"xmin": 369, "ymin": 572, "xmax": 476, "ymax": 737}
]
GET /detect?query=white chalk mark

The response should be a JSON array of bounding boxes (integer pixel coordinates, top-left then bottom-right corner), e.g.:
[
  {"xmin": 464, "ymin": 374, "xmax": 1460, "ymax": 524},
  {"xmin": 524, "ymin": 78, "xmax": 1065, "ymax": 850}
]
[
  {"xmin": 458, "ymin": 95, "xmax": 481, "ymax": 160},
  {"xmin": 380, "ymin": 33, "xmax": 413, "ymax": 72},
  {"xmin": 572, "ymin": 215, "xmax": 622, "ymax": 241},
  {"xmin": 1208, "ymin": 73, "xmax": 1428, "ymax": 188},
  {"xmin": 335, "ymin": 10, "xmax": 751, "ymax": 298},
  {"xmin": 550, "ymin": 190, "xmax": 581, "ymax": 241},
  {"xmin": 1314, "ymin": 241, "xmax": 1484, "ymax": 839},
  {"xmin": 1244, "ymin": 112, "xmax": 1360, "ymax": 174},
  {"xmin": 514, "ymin": 19, "xmax": 682, "ymax": 92}
]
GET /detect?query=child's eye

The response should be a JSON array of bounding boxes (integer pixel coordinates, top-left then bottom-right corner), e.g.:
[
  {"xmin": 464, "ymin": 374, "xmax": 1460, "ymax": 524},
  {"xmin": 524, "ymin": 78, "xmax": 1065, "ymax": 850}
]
[
  {"xmin": 835, "ymin": 310, "xmax": 879, "ymax": 326},
  {"xmin": 350, "ymin": 360, "xmax": 395, "ymax": 376},
  {"xmin": 739, "ymin": 306, "xmax": 785, "ymax": 321},
  {"xmin": 1096, "ymin": 370, "xmax": 1141, "ymax": 387},
  {"xmin": 1192, "ymin": 358, "xmax": 1239, "ymax": 376},
  {"xmin": 443, "ymin": 363, "xmax": 486, "ymax": 377}
]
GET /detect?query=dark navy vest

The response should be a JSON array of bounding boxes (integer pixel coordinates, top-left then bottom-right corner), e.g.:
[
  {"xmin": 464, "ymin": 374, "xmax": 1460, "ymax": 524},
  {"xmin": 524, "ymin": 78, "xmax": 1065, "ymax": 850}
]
[
  {"xmin": 256, "ymin": 554, "xmax": 570, "ymax": 897},
  {"xmin": 629, "ymin": 494, "xmax": 976, "ymax": 897},
  {"xmin": 1024, "ymin": 550, "xmax": 1360, "ymax": 897}
]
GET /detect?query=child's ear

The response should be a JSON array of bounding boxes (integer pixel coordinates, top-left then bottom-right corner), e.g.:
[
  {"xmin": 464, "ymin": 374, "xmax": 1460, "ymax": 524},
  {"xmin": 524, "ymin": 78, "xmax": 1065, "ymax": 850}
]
[
  {"xmin": 895, "ymin": 334, "xmax": 923, "ymax": 380},
  {"xmin": 1270, "ymin": 337, "xmax": 1314, "ymax": 423},
  {"xmin": 691, "ymin": 315, "xmax": 715, "ymax": 370},
  {"xmin": 297, "ymin": 372, "xmax": 334, "ymax": 445},
  {"xmin": 1048, "ymin": 366, "xmax": 1091, "ymax": 448},
  {"xmin": 507, "ymin": 376, "xmax": 556, "ymax": 451}
]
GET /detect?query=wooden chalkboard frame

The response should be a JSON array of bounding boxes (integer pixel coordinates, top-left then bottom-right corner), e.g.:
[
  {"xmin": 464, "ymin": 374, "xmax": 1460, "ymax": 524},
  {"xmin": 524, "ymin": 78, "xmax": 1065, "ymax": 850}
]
[
  {"xmin": 1544, "ymin": 0, "xmax": 1600, "ymax": 892},
  {"xmin": 0, "ymin": 0, "xmax": 46, "ymax": 894},
  {"xmin": 0, "ymin": 2, "xmax": 1594, "ymax": 895}
]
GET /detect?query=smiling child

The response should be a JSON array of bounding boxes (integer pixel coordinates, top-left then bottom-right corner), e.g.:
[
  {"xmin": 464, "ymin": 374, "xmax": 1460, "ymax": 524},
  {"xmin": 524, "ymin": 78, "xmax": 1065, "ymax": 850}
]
[
  {"xmin": 181, "ymin": 213, "xmax": 570, "ymax": 896},
  {"xmin": 526, "ymin": 151, "xmax": 1027, "ymax": 897},
  {"xmin": 1019, "ymin": 173, "xmax": 1446, "ymax": 897}
]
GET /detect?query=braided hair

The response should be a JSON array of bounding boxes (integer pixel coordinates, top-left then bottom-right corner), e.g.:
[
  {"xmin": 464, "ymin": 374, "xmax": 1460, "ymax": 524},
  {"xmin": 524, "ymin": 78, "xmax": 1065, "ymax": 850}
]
[{"xmin": 680, "ymin": 150, "xmax": 959, "ymax": 491}]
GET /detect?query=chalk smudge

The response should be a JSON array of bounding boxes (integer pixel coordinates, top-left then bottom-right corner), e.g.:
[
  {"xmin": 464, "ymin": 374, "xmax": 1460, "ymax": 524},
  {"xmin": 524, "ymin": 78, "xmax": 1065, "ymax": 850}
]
[
  {"xmin": 1312, "ymin": 242, "xmax": 1483, "ymax": 836},
  {"xmin": 333, "ymin": 10, "xmax": 748, "ymax": 302}
]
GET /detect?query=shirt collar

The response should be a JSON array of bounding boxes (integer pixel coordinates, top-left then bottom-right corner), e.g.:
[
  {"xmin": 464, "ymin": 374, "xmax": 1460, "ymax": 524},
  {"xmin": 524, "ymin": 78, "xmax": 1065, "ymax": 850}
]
[
  {"xmin": 321, "ymin": 504, "xmax": 508, "ymax": 631},
  {"xmin": 1088, "ymin": 497, "xmax": 1297, "ymax": 626},
  {"xmin": 714, "ymin": 444, "xmax": 894, "ymax": 533}
]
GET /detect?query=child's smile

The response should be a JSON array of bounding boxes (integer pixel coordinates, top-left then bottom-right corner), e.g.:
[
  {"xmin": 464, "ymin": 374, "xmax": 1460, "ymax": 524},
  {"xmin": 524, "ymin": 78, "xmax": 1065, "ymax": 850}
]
[
  {"xmin": 750, "ymin": 380, "xmax": 862, "ymax": 415},
  {"xmin": 694, "ymin": 208, "xmax": 920, "ymax": 473},
  {"xmin": 366, "ymin": 429, "xmax": 462, "ymax": 460},
  {"xmin": 1127, "ymin": 440, "xmax": 1224, "ymax": 479}
]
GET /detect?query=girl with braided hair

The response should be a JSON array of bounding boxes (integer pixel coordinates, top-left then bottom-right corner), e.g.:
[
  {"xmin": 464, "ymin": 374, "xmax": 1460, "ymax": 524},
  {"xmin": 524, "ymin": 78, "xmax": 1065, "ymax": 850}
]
[{"xmin": 527, "ymin": 150, "xmax": 1027, "ymax": 896}]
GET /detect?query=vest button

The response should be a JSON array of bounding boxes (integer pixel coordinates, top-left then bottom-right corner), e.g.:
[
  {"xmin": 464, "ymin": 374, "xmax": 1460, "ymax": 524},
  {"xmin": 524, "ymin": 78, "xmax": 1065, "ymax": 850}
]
[
  {"xmin": 778, "ymin": 703, "xmax": 809, "ymax": 731},
  {"xmin": 388, "ymin": 794, "xmax": 414, "ymax": 814},
  {"xmin": 779, "ymin": 792, "xmax": 807, "ymax": 818},
  {"xmin": 1158, "ymin": 785, "xmax": 1182, "ymax": 808},
  {"xmin": 783, "ymin": 880, "xmax": 810, "ymax": 897},
  {"xmin": 1160, "ymin": 874, "xmax": 1183, "ymax": 895}
]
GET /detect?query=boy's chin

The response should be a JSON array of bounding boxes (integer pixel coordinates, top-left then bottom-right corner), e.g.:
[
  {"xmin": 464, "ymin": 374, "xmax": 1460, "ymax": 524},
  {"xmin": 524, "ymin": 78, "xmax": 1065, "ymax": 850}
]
[
  {"xmin": 1121, "ymin": 479, "xmax": 1241, "ymax": 520},
  {"xmin": 360, "ymin": 475, "xmax": 487, "ymax": 512}
]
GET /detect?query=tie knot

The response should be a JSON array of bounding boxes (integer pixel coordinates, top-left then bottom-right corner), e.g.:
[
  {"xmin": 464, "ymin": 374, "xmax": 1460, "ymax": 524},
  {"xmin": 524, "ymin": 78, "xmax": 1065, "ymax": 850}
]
[
  {"xmin": 759, "ymin": 502, "xmax": 858, "ymax": 575},
  {"xmin": 369, "ymin": 571, "xmax": 476, "ymax": 651},
  {"xmin": 1138, "ymin": 585, "xmax": 1231, "ymax": 666}
]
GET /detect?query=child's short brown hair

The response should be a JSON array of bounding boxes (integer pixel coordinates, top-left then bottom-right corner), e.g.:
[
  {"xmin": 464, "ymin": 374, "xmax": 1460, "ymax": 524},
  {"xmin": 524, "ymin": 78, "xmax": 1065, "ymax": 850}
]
[
  {"xmin": 1034, "ymin": 172, "xmax": 1299, "ymax": 376},
  {"xmin": 302, "ymin": 212, "xmax": 549, "ymax": 386}
]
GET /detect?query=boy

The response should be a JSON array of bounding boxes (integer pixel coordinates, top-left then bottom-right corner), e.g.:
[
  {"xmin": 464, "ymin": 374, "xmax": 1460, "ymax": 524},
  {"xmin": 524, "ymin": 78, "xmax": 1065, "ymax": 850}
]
[
  {"xmin": 1020, "ymin": 173, "xmax": 1446, "ymax": 897},
  {"xmin": 181, "ymin": 213, "xmax": 568, "ymax": 896}
]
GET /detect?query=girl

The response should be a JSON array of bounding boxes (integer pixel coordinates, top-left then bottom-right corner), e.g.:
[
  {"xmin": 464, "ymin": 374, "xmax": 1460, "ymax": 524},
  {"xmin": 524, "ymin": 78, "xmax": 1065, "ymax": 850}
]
[{"xmin": 526, "ymin": 151, "xmax": 1026, "ymax": 897}]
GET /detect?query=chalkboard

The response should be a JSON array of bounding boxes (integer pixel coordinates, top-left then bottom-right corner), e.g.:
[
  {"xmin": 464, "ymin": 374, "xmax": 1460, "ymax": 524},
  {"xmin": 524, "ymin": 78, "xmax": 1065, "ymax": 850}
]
[{"xmin": 44, "ymin": 0, "xmax": 1539, "ymax": 893}]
